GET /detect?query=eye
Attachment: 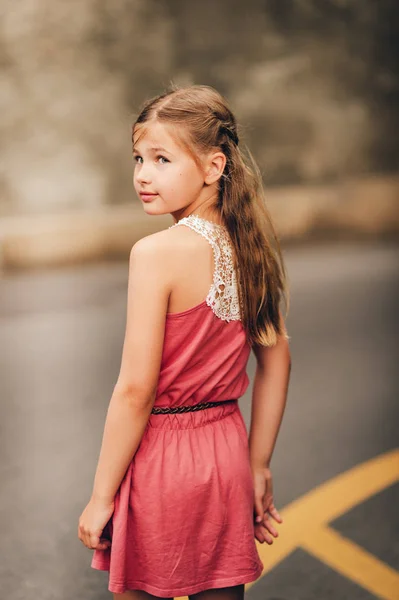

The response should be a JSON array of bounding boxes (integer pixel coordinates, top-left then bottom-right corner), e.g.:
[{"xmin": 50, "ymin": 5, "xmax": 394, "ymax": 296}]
[{"xmin": 133, "ymin": 155, "xmax": 169, "ymax": 164}]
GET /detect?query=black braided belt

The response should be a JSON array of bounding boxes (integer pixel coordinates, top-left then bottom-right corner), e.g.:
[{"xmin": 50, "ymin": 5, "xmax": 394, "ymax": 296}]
[{"xmin": 151, "ymin": 398, "xmax": 237, "ymax": 414}]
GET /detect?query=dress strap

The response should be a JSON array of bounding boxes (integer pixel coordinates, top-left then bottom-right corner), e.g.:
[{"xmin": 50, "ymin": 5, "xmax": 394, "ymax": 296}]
[{"xmin": 169, "ymin": 214, "xmax": 241, "ymax": 322}]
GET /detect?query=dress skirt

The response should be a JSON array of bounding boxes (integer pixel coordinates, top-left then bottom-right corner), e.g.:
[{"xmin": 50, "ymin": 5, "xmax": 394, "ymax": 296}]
[{"xmin": 91, "ymin": 400, "xmax": 264, "ymax": 596}]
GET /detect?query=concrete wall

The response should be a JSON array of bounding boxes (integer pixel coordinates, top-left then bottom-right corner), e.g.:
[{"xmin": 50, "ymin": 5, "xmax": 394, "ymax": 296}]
[
  {"xmin": 1, "ymin": 175, "xmax": 397, "ymax": 272},
  {"xmin": 1, "ymin": 0, "xmax": 398, "ymax": 217}
]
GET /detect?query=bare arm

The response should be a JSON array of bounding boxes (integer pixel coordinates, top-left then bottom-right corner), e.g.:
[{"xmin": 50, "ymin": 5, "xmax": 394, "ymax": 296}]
[
  {"xmin": 90, "ymin": 234, "xmax": 172, "ymax": 504},
  {"xmin": 249, "ymin": 315, "xmax": 291, "ymax": 470}
]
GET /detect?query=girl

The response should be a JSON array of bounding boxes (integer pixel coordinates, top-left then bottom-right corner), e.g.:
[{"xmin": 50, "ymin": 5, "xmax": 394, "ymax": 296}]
[{"xmin": 78, "ymin": 84, "xmax": 291, "ymax": 600}]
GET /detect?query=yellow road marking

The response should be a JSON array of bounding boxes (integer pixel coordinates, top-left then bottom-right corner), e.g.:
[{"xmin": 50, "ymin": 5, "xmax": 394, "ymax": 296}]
[
  {"xmin": 277, "ymin": 448, "xmax": 399, "ymax": 527},
  {"xmin": 176, "ymin": 449, "xmax": 399, "ymax": 600},
  {"xmin": 303, "ymin": 525, "xmax": 399, "ymax": 600},
  {"xmin": 246, "ymin": 448, "xmax": 399, "ymax": 599}
]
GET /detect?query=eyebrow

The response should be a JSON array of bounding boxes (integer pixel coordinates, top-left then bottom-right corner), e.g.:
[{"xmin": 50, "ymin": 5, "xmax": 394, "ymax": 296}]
[{"xmin": 132, "ymin": 146, "xmax": 172, "ymax": 154}]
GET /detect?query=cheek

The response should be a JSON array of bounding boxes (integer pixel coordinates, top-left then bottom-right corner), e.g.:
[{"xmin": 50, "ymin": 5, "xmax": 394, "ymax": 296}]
[
  {"xmin": 133, "ymin": 173, "xmax": 140, "ymax": 190},
  {"xmin": 160, "ymin": 163, "xmax": 202, "ymax": 194}
]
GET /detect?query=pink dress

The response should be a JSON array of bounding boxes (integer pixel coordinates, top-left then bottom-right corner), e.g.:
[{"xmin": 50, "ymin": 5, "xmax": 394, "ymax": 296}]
[{"xmin": 91, "ymin": 214, "xmax": 264, "ymax": 596}]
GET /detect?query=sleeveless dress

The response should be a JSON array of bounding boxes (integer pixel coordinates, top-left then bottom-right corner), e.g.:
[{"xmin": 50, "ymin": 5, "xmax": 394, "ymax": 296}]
[{"xmin": 91, "ymin": 214, "xmax": 264, "ymax": 596}]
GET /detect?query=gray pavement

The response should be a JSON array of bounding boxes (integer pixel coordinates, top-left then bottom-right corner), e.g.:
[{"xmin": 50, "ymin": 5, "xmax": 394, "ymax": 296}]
[{"xmin": 0, "ymin": 240, "xmax": 398, "ymax": 599}]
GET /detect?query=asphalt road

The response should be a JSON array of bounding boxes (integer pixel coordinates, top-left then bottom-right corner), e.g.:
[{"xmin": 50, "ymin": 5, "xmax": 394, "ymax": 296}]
[{"xmin": 0, "ymin": 240, "xmax": 398, "ymax": 600}]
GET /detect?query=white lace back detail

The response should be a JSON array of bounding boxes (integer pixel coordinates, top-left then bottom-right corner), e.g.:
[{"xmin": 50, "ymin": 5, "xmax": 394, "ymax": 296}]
[{"xmin": 169, "ymin": 214, "xmax": 241, "ymax": 322}]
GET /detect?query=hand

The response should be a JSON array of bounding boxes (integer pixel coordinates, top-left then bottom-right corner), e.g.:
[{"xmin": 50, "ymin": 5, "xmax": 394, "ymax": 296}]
[
  {"xmin": 251, "ymin": 465, "xmax": 283, "ymax": 544},
  {"xmin": 78, "ymin": 496, "xmax": 114, "ymax": 550}
]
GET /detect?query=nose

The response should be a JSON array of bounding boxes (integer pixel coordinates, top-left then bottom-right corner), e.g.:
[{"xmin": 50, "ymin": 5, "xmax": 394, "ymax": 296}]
[{"xmin": 135, "ymin": 162, "xmax": 152, "ymax": 185}]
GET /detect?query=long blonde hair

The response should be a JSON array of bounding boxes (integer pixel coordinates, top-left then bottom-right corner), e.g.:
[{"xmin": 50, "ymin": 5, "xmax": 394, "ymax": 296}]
[{"xmin": 132, "ymin": 84, "xmax": 290, "ymax": 347}]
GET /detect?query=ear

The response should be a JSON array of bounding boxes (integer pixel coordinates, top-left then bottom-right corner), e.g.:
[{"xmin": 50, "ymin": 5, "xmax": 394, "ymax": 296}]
[{"xmin": 203, "ymin": 151, "xmax": 227, "ymax": 185}]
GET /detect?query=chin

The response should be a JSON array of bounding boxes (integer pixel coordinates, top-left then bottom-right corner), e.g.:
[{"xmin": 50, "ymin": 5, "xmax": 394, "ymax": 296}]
[{"xmin": 141, "ymin": 205, "xmax": 167, "ymax": 217}]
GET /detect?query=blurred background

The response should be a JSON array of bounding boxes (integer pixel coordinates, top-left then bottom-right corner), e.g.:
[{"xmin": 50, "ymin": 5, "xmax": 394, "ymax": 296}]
[{"xmin": 0, "ymin": 1, "xmax": 398, "ymax": 599}]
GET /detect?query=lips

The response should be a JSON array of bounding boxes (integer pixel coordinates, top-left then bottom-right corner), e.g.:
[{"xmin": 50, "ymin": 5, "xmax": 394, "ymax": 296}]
[{"xmin": 139, "ymin": 191, "xmax": 158, "ymax": 202}]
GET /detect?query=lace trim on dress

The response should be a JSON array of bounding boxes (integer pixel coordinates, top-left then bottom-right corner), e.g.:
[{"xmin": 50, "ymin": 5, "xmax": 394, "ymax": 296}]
[{"xmin": 168, "ymin": 214, "xmax": 241, "ymax": 322}]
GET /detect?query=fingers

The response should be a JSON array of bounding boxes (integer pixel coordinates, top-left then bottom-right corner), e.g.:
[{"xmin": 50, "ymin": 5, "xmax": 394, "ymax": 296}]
[
  {"xmin": 78, "ymin": 523, "xmax": 111, "ymax": 550},
  {"xmin": 255, "ymin": 519, "xmax": 279, "ymax": 544},
  {"xmin": 78, "ymin": 523, "xmax": 92, "ymax": 549},
  {"xmin": 253, "ymin": 495, "xmax": 265, "ymax": 524},
  {"xmin": 90, "ymin": 532, "xmax": 100, "ymax": 549},
  {"xmin": 262, "ymin": 512, "xmax": 279, "ymax": 539},
  {"xmin": 96, "ymin": 538, "xmax": 111, "ymax": 550},
  {"xmin": 254, "ymin": 503, "xmax": 284, "ymax": 544},
  {"xmin": 254, "ymin": 521, "xmax": 276, "ymax": 545},
  {"xmin": 267, "ymin": 503, "xmax": 283, "ymax": 524},
  {"xmin": 254, "ymin": 529, "xmax": 265, "ymax": 543}
]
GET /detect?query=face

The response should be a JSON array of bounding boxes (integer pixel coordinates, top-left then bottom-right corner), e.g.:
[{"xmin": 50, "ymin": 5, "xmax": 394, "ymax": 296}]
[{"xmin": 132, "ymin": 121, "xmax": 207, "ymax": 220}]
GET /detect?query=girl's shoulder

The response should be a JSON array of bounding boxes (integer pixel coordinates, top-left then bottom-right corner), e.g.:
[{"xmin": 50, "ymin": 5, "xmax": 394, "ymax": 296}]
[
  {"xmin": 130, "ymin": 222, "xmax": 210, "ymax": 286},
  {"xmin": 135, "ymin": 223, "xmax": 202, "ymax": 261}
]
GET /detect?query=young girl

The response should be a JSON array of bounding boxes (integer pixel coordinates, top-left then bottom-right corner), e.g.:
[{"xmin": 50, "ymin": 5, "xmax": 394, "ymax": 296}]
[{"xmin": 78, "ymin": 84, "xmax": 291, "ymax": 600}]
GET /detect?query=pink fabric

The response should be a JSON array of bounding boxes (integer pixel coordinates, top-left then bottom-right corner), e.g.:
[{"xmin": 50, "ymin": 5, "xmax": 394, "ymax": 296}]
[{"xmin": 91, "ymin": 301, "xmax": 264, "ymax": 596}]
